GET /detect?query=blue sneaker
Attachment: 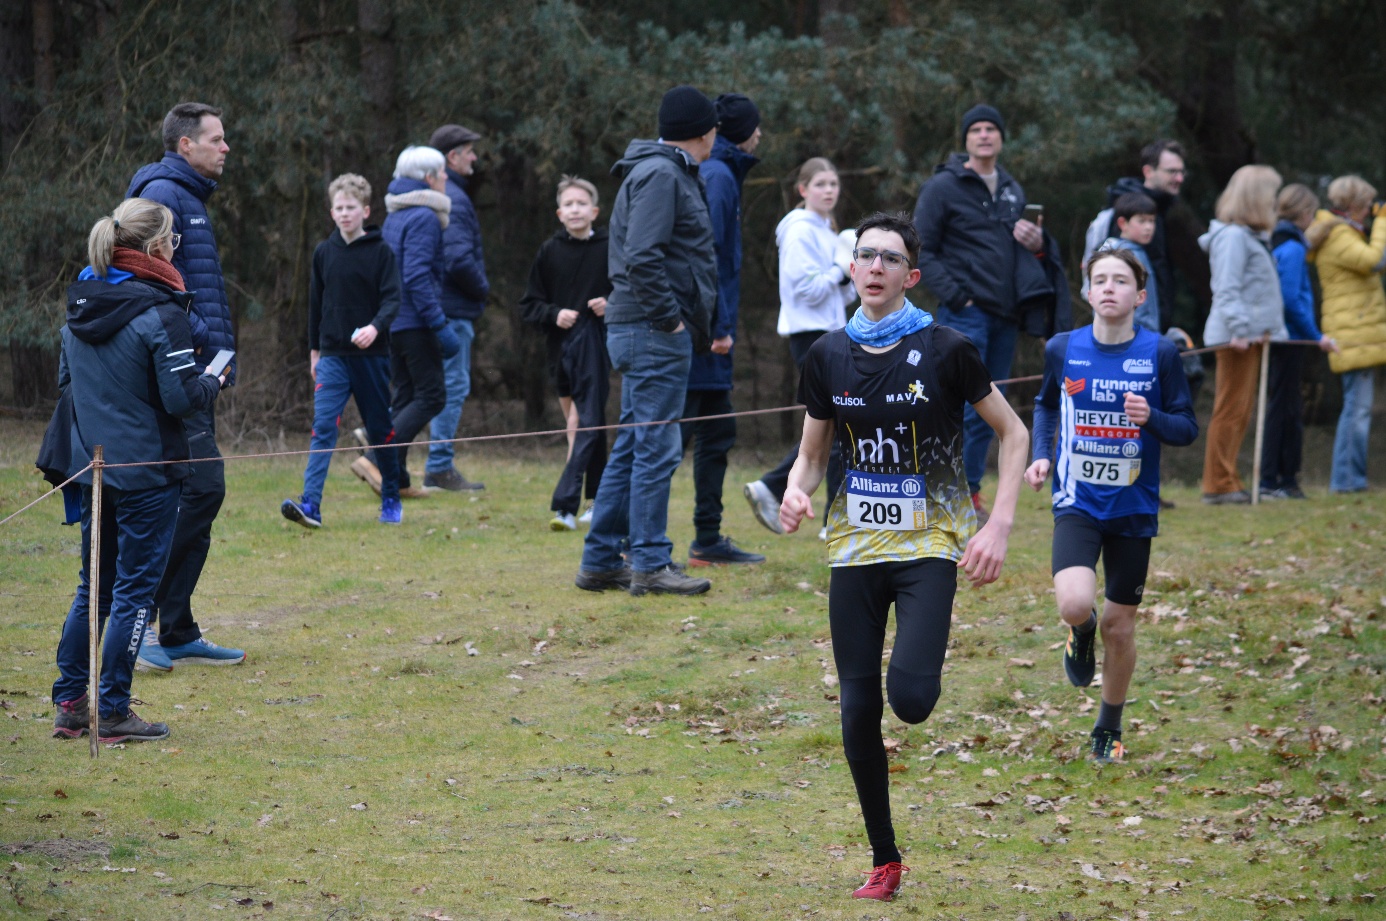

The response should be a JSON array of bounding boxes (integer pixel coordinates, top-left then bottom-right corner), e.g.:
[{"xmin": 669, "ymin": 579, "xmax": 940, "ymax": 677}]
[
  {"xmin": 136, "ymin": 631, "xmax": 172, "ymax": 672},
  {"xmin": 281, "ymin": 496, "xmax": 321, "ymax": 529},
  {"xmin": 163, "ymin": 638, "xmax": 245, "ymax": 666},
  {"xmin": 380, "ymin": 497, "xmax": 402, "ymax": 525}
]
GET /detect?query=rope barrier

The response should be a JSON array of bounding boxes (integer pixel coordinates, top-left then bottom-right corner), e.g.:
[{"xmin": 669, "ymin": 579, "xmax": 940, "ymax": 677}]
[{"xmin": 0, "ymin": 337, "xmax": 1334, "ymax": 525}]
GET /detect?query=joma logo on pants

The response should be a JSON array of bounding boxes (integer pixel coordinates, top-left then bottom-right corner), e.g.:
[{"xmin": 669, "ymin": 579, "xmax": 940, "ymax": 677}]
[{"xmin": 126, "ymin": 608, "xmax": 149, "ymax": 656}]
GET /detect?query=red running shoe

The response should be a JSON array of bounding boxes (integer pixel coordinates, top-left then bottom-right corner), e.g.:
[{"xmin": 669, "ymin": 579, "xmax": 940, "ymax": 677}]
[
  {"xmin": 852, "ymin": 861, "xmax": 908, "ymax": 901},
  {"xmin": 970, "ymin": 491, "xmax": 990, "ymax": 526}
]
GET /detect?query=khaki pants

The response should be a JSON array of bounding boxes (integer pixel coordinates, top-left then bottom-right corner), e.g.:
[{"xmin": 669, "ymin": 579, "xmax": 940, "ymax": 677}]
[{"xmin": 1201, "ymin": 344, "xmax": 1262, "ymax": 495}]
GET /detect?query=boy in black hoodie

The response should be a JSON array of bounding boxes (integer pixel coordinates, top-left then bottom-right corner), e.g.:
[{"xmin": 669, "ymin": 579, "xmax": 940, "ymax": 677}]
[
  {"xmin": 519, "ymin": 176, "xmax": 613, "ymax": 531},
  {"xmin": 281, "ymin": 174, "xmax": 403, "ymax": 528}
]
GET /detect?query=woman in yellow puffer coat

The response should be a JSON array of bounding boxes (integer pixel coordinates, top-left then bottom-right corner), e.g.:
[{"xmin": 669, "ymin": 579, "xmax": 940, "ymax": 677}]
[{"xmin": 1307, "ymin": 175, "xmax": 1386, "ymax": 493}]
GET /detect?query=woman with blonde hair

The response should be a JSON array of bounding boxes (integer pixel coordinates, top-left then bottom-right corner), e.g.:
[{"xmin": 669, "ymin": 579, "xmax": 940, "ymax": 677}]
[
  {"xmin": 1198, "ymin": 165, "xmax": 1287, "ymax": 503},
  {"xmin": 1307, "ymin": 175, "xmax": 1386, "ymax": 493},
  {"xmin": 50, "ymin": 198, "xmax": 223, "ymax": 744}
]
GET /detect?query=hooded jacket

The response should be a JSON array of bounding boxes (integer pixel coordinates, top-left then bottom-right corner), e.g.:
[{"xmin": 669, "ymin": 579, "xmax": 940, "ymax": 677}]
[
  {"xmin": 438, "ymin": 169, "xmax": 489, "ymax": 321},
  {"xmin": 382, "ymin": 178, "xmax": 449, "ymax": 334},
  {"xmin": 308, "ymin": 225, "xmax": 401, "ymax": 357},
  {"xmin": 519, "ymin": 226, "xmax": 612, "ymax": 368},
  {"xmin": 127, "ymin": 153, "xmax": 234, "ymax": 383},
  {"xmin": 1199, "ymin": 220, "xmax": 1287, "ymax": 346},
  {"xmin": 58, "ymin": 270, "xmax": 220, "ymax": 491},
  {"xmin": 1306, "ymin": 209, "xmax": 1386, "ymax": 374},
  {"xmin": 604, "ymin": 140, "xmax": 716, "ymax": 353},
  {"xmin": 912, "ymin": 153, "xmax": 1028, "ymax": 318},
  {"xmin": 1269, "ymin": 220, "xmax": 1321, "ymax": 343},
  {"xmin": 689, "ymin": 133, "xmax": 759, "ymax": 390},
  {"xmin": 774, "ymin": 208, "xmax": 854, "ymax": 337}
]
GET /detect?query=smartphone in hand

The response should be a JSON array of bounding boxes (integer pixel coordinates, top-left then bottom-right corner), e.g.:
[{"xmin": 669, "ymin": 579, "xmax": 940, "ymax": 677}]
[{"xmin": 203, "ymin": 348, "xmax": 235, "ymax": 379}]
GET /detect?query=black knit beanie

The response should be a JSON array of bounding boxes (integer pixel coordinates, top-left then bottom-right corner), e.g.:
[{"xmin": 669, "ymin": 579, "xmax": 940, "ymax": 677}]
[
  {"xmin": 960, "ymin": 104, "xmax": 1006, "ymax": 144},
  {"xmin": 658, "ymin": 85, "xmax": 718, "ymax": 142},
  {"xmin": 715, "ymin": 93, "xmax": 760, "ymax": 144}
]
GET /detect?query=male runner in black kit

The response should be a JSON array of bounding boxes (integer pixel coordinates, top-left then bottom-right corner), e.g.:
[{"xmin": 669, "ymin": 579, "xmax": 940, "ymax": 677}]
[{"xmin": 780, "ymin": 212, "xmax": 1028, "ymax": 901}]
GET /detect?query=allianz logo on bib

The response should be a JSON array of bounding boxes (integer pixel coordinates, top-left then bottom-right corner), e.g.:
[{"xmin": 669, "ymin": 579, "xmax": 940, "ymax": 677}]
[{"xmin": 1122, "ymin": 358, "xmax": 1154, "ymax": 374}]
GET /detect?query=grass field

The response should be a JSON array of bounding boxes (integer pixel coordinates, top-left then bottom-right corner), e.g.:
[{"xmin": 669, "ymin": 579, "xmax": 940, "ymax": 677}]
[{"xmin": 0, "ymin": 422, "xmax": 1383, "ymax": 920}]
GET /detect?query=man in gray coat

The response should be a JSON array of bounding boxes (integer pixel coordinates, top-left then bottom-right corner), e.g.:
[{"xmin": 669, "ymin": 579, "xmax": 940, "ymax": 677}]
[{"xmin": 575, "ymin": 85, "xmax": 718, "ymax": 597}]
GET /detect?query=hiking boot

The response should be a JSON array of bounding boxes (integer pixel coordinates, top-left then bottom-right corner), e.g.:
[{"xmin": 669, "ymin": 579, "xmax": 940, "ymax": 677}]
[
  {"xmin": 852, "ymin": 862, "xmax": 908, "ymax": 901},
  {"xmin": 53, "ymin": 697, "xmax": 90, "ymax": 739},
  {"xmin": 551, "ymin": 512, "xmax": 577, "ymax": 532},
  {"xmin": 970, "ymin": 491, "xmax": 990, "ymax": 526},
  {"xmin": 281, "ymin": 496, "xmax": 322, "ymax": 529},
  {"xmin": 98, "ymin": 709, "xmax": 169, "ymax": 744},
  {"xmin": 351, "ymin": 456, "xmax": 383, "ymax": 495},
  {"xmin": 1063, "ymin": 612, "xmax": 1097, "ymax": 687},
  {"xmin": 379, "ymin": 497, "xmax": 403, "ymax": 525},
  {"xmin": 688, "ymin": 536, "xmax": 765, "ymax": 566},
  {"xmin": 629, "ymin": 564, "xmax": 711, "ymax": 597},
  {"xmin": 163, "ymin": 637, "xmax": 245, "ymax": 666},
  {"xmin": 136, "ymin": 631, "xmax": 172, "ymax": 672},
  {"xmin": 1201, "ymin": 489, "xmax": 1250, "ymax": 505},
  {"xmin": 578, "ymin": 503, "xmax": 594, "ymax": 524},
  {"xmin": 424, "ymin": 467, "xmax": 485, "ymax": 491},
  {"xmin": 1090, "ymin": 726, "xmax": 1125, "ymax": 764},
  {"xmin": 742, "ymin": 480, "xmax": 784, "ymax": 535},
  {"xmin": 574, "ymin": 565, "xmax": 633, "ymax": 592}
]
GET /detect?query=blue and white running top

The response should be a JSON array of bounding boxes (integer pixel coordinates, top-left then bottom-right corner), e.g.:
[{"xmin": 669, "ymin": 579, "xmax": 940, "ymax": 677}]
[{"xmin": 1031, "ymin": 326, "xmax": 1198, "ymax": 536}]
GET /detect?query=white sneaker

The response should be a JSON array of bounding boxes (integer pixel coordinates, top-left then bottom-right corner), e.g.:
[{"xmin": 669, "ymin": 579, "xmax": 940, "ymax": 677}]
[
  {"xmin": 578, "ymin": 503, "xmax": 594, "ymax": 524},
  {"xmin": 550, "ymin": 512, "xmax": 577, "ymax": 531},
  {"xmin": 819, "ymin": 526, "xmax": 828, "ymax": 541},
  {"xmin": 743, "ymin": 480, "xmax": 785, "ymax": 535}
]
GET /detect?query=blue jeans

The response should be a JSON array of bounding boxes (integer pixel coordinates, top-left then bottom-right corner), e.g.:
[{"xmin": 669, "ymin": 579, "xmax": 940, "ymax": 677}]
[
  {"xmin": 581, "ymin": 322, "xmax": 692, "ymax": 574},
  {"xmin": 303, "ymin": 354, "xmax": 399, "ymax": 504},
  {"xmin": 932, "ymin": 305, "xmax": 1019, "ymax": 493},
  {"xmin": 1330, "ymin": 368, "xmax": 1374, "ymax": 492},
  {"xmin": 54, "ymin": 482, "xmax": 179, "ymax": 718},
  {"xmin": 427, "ymin": 317, "xmax": 475, "ymax": 474}
]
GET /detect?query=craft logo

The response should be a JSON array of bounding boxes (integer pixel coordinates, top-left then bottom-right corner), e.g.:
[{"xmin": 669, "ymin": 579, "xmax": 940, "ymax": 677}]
[
  {"xmin": 833, "ymin": 391, "xmax": 866, "ymax": 407},
  {"xmin": 1122, "ymin": 358, "xmax": 1154, "ymax": 374},
  {"xmin": 188, "ymin": 217, "xmax": 207, "ymax": 225},
  {"xmin": 1067, "ymin": 359, "xmax": 1092, "ymax": 367},
  {"xmin": 1074, "ymin": 409, "xmax": 1140, "ymax": 438},
  {"xmin": 1064, "ymin": 376, "xmax": 1086, "ymax": 396},
  {"xmin": 906, "ymin": 349, "xmax": 922, "ymax": 366}
]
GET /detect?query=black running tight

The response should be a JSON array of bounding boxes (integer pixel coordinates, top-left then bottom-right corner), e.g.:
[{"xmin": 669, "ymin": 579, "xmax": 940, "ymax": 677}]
[{"xmin": 829, "ymin": 557, "xmax": 957, "ymax": 865}]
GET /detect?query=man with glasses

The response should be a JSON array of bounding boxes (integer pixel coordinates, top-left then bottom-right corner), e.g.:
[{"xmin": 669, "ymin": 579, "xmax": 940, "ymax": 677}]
[
  {"xmin": 912, "ymin": 104, "xmax": 1047, "ymax": 524},
  {"xmin": 1101, "ymin": 140, "xmax": 1190, "ymax": 333},
  {"xmin": 779, "ymin": 211, "xmax": 1028, "ymax": 902},
  {"xmin": 126, "ymin": 102, "xmax": 245, "ymax": 671}
]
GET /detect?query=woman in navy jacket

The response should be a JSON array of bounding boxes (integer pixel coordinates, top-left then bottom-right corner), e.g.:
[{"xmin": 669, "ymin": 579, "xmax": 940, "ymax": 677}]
[{"xmin": 51, "ymin": 198, "xmax": 222, "ymax": 745}]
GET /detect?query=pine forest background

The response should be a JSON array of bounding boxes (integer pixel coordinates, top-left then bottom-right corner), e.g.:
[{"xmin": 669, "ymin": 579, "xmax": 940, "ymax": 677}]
[{"xmin": 1, "ymin": 0, "xmax": 1383, "ymax": 448}]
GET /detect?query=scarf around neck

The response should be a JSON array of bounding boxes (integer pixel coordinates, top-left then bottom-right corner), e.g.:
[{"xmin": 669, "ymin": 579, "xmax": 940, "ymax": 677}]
[
  {"xmin": 844, "ymin": 302, "xmax": 932, "ymax": 347},
  {"xmin": 111, "ymin": 246, "xmax": 186, "ymax": 291}
]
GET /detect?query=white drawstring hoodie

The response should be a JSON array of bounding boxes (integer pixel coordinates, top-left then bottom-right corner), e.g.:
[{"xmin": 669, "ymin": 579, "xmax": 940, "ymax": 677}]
[{"xmin": 775, "ymin": 208, "xmax": 857, "ymax": 336}]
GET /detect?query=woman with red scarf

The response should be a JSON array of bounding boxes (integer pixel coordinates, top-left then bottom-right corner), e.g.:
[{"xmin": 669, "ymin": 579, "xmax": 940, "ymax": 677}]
[{"xmin": 51, "ymin": 198, "xmax": 223, "ymax": 744}]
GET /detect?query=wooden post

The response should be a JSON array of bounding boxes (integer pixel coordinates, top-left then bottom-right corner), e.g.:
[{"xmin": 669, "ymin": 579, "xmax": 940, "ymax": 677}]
[
  {"xmin": 87, "ymin": 445, "xmax": 102, "ymax": 757},
  {"xmin": 1250, "ymin": 343, "xmax": 1271, "ymax": 505}
]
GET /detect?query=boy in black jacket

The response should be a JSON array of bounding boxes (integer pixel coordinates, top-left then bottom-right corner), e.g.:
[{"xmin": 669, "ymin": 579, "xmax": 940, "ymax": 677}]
[
  {"xmin": 282, "ymin": 174, "xmax": 403, "ymax": 527},
  {"xmin": 519, "ymin": 176, "xmax": 613, "ymax": 530}
]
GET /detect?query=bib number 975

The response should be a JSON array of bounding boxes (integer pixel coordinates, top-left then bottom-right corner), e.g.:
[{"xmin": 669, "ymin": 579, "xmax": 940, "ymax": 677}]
[{"xmin": 1074, "ymin": 456, "xmax": 1140, "ymax": 486}]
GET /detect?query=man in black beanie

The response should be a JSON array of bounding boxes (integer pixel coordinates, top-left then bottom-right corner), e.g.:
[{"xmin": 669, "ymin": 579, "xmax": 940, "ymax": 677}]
[
  {"xmin": 912, "ymin": 102, "xmax": 1062, "ymax": 525},
  {"xmin": 575, "ymin": 85, "xmax": 719, "ymax": 597},
  {"xmin": 680, "ymin": 92, "xmax": 765, "ymax": 567}
]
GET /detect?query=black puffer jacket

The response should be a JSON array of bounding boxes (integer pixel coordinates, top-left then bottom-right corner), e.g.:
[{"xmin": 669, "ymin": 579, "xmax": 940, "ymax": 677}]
[{"xmin": 58, "ymin": 270, "xmax": 220, "ymax": 491}]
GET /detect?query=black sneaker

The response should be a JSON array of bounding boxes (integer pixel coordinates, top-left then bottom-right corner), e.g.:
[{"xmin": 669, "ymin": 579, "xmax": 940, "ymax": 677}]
[
  {"xmin": 688, "ymin": 536, "xmax": 766, "ymax": 566},
  {"xmin": 424, "ymin": 467, "xmax": 485, "ymax": 491},
  {"xmin": 98, "ymin": 710, "xmax": 170, "ymax": 744},
  {"xmin": 53, "ymin": 697, "xmax": 90, "ymax": 739},
  {"xmin": 1090, "ymin": 726, "xmax": 1125, "ymax": 763},
  {"xmin": 1064, "ymin": 613, "xmax": 1097, "ymax": 687},
  {"xmin": 574, "ymin": 565, "xmax": 633, "ymax": 592},
  {"xmin": 629, "ymin": 564, "xmax": 711, "ymax": 597}
]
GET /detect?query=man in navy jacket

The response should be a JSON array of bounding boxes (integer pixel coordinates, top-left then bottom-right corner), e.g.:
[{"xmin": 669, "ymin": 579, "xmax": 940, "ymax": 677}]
[
  {"xmin": 126, "ymin": 102, "xmax": 244, "ymax": 671},
  {"xmin": 912, "ymin": 104, "xmax": 1051, "ymax": 523},
  {"xmin": 423, "ymin": 123, "xmax": 489, "ymax": 492},
  {"xmin": 680, "ymin": 93, "xmax": 765, "ymax": 566}
]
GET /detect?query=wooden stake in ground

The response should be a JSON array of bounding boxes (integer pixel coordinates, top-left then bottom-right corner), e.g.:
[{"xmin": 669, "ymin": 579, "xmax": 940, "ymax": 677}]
[
  {"xmin": 1250, "ymin": 342, "xmax": 1271, "ymax": 506},
  {"xmin": 87, "ymin": 445, "xmax": 102, "ymax": 757}
]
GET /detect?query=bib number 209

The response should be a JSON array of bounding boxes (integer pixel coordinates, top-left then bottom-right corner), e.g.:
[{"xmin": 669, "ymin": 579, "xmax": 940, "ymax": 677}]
[{"xmin": 855, "ymin": 499, "xmax": 901, "ymax": 526}]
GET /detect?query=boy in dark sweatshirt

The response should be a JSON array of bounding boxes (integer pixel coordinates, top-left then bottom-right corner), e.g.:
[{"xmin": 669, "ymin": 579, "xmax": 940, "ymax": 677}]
[
  {"xmin": 282, "ymin": 173, "xmax": 403, "ymax": 527},
  {"xmin": 519, "ymin": 176, "xmax": 613, "ymax": 530}
]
